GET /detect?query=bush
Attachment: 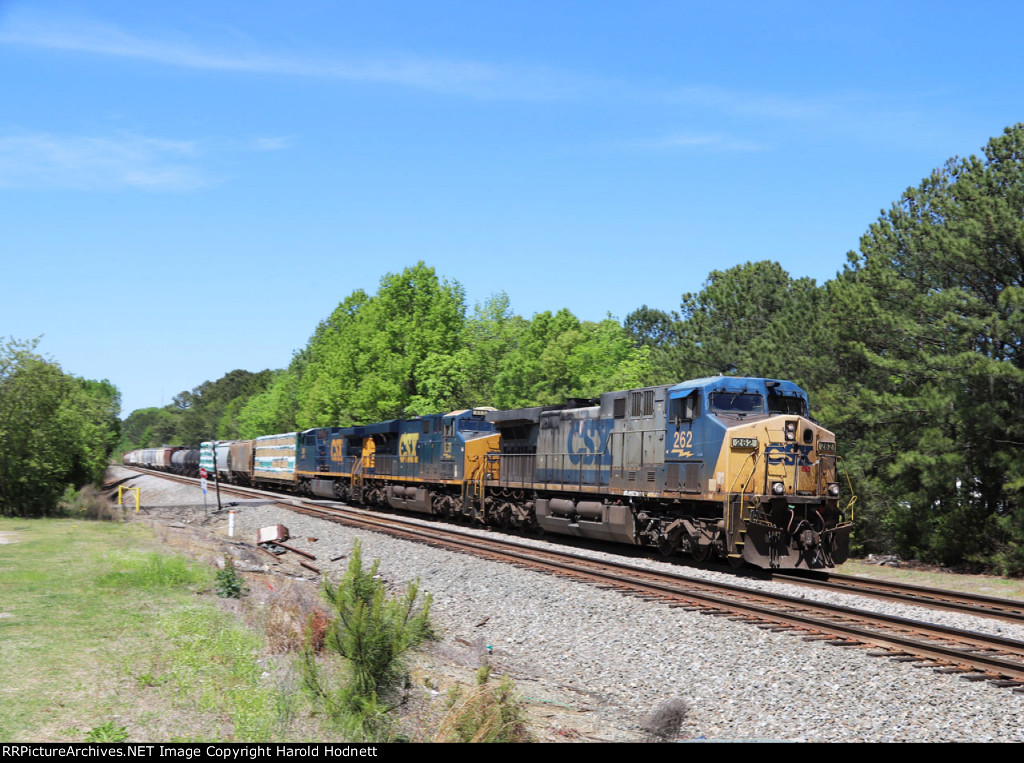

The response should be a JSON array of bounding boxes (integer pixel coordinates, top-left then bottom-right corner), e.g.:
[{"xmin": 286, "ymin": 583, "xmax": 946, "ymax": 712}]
[
  {"xmin": 256, "ymin": 580, "xmax": 330, "ymax": 654},
  {"xmin": 60, "ymin": 485, "xmax": 122, "ymax": 521}
]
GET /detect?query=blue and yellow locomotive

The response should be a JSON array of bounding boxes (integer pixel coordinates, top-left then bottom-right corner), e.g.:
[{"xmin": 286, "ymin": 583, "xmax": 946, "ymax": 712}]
[
  {"xmin": 482, "ymin": 376, "xmax": 852, "ymax": 569},
  {"xmin": 296, "ymin": 408, "xmax": 499, "ymax": 518}
]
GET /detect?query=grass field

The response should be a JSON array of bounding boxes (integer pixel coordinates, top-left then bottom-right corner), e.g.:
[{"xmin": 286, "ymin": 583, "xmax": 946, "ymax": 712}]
[{"xmin": 0, "ymin": 517, "xmax": 324, "ymax": 742}]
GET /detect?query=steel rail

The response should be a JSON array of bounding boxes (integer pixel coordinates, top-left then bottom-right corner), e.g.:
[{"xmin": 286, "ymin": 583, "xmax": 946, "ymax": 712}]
[{"xmin": 773, "ymin": 571, "xmax": 1024, "ymax": 625}]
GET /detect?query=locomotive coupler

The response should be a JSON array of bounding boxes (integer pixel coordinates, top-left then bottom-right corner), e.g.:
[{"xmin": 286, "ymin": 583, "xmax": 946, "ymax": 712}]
[{"xmin": 798, "ymin": 529, "xmax": 819, "ymax": 550}]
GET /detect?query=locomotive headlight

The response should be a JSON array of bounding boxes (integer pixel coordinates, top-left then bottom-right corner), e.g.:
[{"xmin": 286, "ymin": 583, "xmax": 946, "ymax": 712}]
[
  {"xmin": 785, "ymin": 421, "xmax": 797, "ymax": 441},
  {"xmin": 772, "ymin": 481, "xmax": 786, "ymax": 495},
  {"xmin": 827, "ymin": 483, "xmax": 840, "ymax": 497}
]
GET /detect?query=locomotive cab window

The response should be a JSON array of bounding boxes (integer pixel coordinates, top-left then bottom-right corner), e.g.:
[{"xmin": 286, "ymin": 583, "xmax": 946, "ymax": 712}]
[
  {"xmin": 669, "ymin": 393, "xmax": 700, "ymax": 423},
  {"xmin": 709, "ymin": 392, "xmax": 763, "ymax": 414},
  {"xmin": 767, "ymin": 391, "xmax": 808, "ymax": 416}
]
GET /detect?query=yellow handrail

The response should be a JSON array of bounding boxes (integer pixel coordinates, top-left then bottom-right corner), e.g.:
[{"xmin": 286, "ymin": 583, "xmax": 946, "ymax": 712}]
[
  {"xmin": 836, "ymin": 455, "xmax": 858, "ymax": 523},
  {"xmin": 729, "ymin": 450, "xmax": 760, "ymax": 510}
]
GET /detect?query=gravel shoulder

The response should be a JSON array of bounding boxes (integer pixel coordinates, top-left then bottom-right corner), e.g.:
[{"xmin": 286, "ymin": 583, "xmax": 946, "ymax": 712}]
[{"xmin": 108, "ymin": 466, "xmax": 1024, "ymax": 743}]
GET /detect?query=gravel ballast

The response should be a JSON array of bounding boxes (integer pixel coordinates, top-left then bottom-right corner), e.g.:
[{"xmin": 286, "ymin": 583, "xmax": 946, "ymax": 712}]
[{"xmin": 110, "ymin": 467, "xmax": 1024, "ymax": 742}]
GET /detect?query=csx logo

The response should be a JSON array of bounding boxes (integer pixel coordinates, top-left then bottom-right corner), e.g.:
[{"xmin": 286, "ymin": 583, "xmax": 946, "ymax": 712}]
[
  {"xmin": 400, "ymin": 433, "xmax": 419, "ymax": 463},
  {"xmin": 765, "ymin": 443, "xmax": 815, "ymax": 467},
  {"xmin": 566, "ymin": 420, "xmax": 612, "ymax": 465},
  {"xmin": 330, "ymin": 440, "xmax": 344, "ymax": 462}
]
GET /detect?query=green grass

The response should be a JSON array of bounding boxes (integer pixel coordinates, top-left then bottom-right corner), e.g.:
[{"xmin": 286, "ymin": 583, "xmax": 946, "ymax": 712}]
[
  {"xmin": 835, "ymin": 558, "xmax": 1024, "ymax": 600},
  {"xmin": 0, "ymin": 517, "xmax": 314, "ymax": 742},
  {"xmin": 0, "ymin": 516, "xmax": 538, "ymax": 743}
]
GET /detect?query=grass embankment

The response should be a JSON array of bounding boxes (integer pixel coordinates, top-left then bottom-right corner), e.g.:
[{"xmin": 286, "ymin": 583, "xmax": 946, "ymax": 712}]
[
  {"xmin": 0, "ymin": 517, "xmax": 312, "ymax": 742},
  {"xmin": 0, "ymin": 516, "xmax": 532, "ymax": 744}
]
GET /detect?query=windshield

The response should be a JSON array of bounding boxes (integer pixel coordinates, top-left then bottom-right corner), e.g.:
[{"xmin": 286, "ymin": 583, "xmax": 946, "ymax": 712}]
[
  {"xmin": 709, "ymin": 392, "xmax": 764, "ymax": 414},
  {"xmin": 767, "ymin": 392, "xmax": 807, "ymax": 416}
]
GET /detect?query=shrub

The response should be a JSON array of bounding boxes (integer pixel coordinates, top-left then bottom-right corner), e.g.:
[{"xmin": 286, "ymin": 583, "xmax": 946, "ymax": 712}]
[
  {"xmin": 60, "ymin": 485, "xmax": 121, "ymax": 521},
  {"xmin": 258, "ymin": 580, "xmax": 330, "ymax": 654}
]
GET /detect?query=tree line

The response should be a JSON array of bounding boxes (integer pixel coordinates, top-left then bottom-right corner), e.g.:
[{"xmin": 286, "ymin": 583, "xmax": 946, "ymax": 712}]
[
  {"xmin": 117, "ymin": 124, "xmax": 1024, "ymax": 574},
  {"xmin": 0, "ymin": 338, "xmax": 120, "ymax": 517}
]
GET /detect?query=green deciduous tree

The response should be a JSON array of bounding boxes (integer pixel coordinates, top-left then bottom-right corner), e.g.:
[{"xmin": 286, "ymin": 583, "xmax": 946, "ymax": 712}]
[{"xmin": 0, "ymin": 338, "xmax": 120, "ymax": 517}]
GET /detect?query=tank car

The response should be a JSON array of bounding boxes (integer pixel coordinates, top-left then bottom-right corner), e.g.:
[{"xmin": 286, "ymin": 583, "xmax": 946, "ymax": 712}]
[{"xmin": 483, "ymin": 377, "xmax": 852, "ymax": 569}]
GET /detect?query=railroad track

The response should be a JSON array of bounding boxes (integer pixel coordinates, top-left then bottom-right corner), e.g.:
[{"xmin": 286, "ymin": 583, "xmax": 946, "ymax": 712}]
[
  {"xmin": 115, "ymin": 466, "xmax": 1024, "ymax": 693},
  {"xmin": 773, "ymin": 570, "xmax": 1024, "ymax": 625}
]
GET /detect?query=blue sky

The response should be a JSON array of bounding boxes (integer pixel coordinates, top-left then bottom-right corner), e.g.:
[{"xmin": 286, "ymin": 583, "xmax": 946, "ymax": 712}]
[{"xmin": 2, "ymin": 1, "xmax": 1022, "ymax": 417}]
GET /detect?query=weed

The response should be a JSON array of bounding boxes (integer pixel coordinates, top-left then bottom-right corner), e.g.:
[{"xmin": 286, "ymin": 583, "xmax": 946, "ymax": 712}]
[
  {"xmin": 639, "ymin": 697, "xmax": 689, "ymax": 741},
  {"xmin": 135, "ymin": 672, "xmax": 165, "ymax": 688},
  {"xmin": 214, "ymin": 556, "xmax": 249, "ymax": 599},
  {"xmin": 85, "ymin": 721, "xmax": 129, "ymax": 742},
  {"xmin": 435, "ymin": 667, "xmax": 532, "ymax": 743},
  {"xmin": 255, "ymin": 580, "xmax": 328, "ymax": 654},
  {"xmin": 60, "ymin": 485, "xmax": 123, "ymax": 521}
]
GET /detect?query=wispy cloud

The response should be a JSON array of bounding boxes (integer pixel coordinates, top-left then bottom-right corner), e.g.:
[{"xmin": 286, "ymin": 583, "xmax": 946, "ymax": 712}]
[
  {"xmin": 665, "ymin": 86, "xmax": 838, "ymax": 122},
  {"xmin": 249, "ymin": 136, "xmax": 292, "ymax": 152},
  {"xmin": 634, "ymin": 133, "xmax": 768, "ymax": 152},
  {"xmin": 0, "ymin": 12, "xmax": 587, "ymax": 100},
  {"xmin": 0, "ymin": 132, "xmax": 210, "ymax": 191}
]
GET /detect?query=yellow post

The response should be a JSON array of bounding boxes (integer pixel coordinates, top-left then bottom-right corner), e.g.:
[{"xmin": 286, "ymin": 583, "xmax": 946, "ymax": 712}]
[{"xmin": 118, "ymin": 486, "xmax": 141, "ymax": 513}]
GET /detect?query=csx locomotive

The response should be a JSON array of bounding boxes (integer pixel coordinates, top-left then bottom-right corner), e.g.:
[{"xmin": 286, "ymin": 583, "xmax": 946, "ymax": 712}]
[{"xmin": 125, "ymin": 376, "xmax": 853, "ymax": 570}]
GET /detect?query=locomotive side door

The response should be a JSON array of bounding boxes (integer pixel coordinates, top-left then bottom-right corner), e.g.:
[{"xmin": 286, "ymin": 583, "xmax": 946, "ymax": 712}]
[{"xmin": 667, "ymin": 391, "xmax": 702, "ymax": 493}]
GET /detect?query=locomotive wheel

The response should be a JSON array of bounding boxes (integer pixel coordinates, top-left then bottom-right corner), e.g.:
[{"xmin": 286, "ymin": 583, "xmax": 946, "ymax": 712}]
[
  {"xmin": 657, "ymin": 537, "xmax": 678, "ymax": 556},
  {"xmin": 690, "ymin": 543, "xmax": 712, "ymax": 562}
]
